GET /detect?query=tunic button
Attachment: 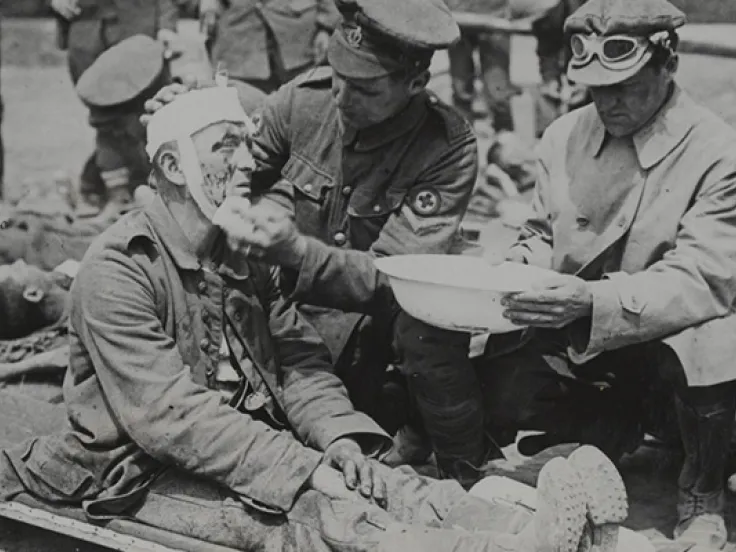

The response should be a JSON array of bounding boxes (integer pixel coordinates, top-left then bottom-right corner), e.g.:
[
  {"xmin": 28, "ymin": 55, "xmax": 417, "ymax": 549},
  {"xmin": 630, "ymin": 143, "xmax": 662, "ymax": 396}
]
[
  {"xmin": 334, "ymin": 232, "xmax": 347, "ymax": 246},
  {"xmin": 200, "ymin": 338, "xmax": 209, "ymax": 351},
  {"xmin": 373, "ymin": 204, "xmax": 381, "ymax": 213},
  {"xmin": 576, "ymin": 216, "xmax": 589, "ymax": 229},
  {"xmin": 342, "ymin": 186, "xmax": 352, "ymax": 196},
  {"xmin": 233, "ymin": 311, "xmax": 243, "ymax": 322},
  {"xmin": 205, "ymin": 367, "xmax": 214, "ymax": 378},
  {"xmin": 303, "ymin": 183, "xmax": 313, "ymax": 193},
  {"xmin": 197, "ymin": 281, "xmax": 207, "ymax": 293}
]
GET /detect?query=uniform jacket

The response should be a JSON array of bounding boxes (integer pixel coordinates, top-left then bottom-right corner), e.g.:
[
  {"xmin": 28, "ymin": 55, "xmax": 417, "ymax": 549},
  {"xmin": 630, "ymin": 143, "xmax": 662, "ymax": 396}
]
[
  {"xmin": 65, "ymin": 0, "xmax": 179, "ymax": 81},
  {"xmin": 252, "ymin": 67, "xmax": 478, "ymax": 359},
  {"xmin": 508, "ymin": 86, "xmax": 736, "ymax": 386},
  {"xmin": 211, "ymin": 0, "xmax": 340, "ymax": 82},
  {"xmin": 3, "ymin": 197, "xmax": 389, "ymax": 516}
]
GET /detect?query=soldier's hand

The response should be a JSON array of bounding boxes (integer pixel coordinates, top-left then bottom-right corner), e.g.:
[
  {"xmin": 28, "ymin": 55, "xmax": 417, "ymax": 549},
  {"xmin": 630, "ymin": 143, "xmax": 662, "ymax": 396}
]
[
  {"xmin": 312, "ymin": 30, "xmax": 331, "ymax": 65},
  {"xmin": 322, "ymin": 439, "xmax": 388, "ymax": 507},
  {"xmin": 502, "ymin": 273, "xmax": 592, "ymax": 328},
  {"xmin": 140, "ymin": 82, "xmax": 197, "ymax": 127},
  {"xmin": 213, "ymin": 198, "xmax": 307, "ymax": 269},
  {"xmin": 51, "ymin": 0, "xmax": 81, "ymax": 20}
]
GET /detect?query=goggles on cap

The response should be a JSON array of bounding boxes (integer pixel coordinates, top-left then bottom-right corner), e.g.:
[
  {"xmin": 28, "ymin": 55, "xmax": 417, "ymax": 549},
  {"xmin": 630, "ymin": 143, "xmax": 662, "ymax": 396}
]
[{"xmin": 569, "ymin": 34, "xmax": 652, "ymax": 71}]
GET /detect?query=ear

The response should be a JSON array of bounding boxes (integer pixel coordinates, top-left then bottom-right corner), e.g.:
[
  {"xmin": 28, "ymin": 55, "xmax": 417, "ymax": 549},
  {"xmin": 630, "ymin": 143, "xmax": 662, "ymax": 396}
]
[
  {"xmin": 158, "ymin": 150, "xmax": 186, "ymax": 186},
  {"xmin": 23, "ymin": 286, "xmax": 45, "ymax": 303},
  {"xmin": 666, "ymin": 53, "xmax": 679, "ymax": 76},
  {"xmin": 407, "ymin": 70, "xmax": 431, "ymax": 96}
]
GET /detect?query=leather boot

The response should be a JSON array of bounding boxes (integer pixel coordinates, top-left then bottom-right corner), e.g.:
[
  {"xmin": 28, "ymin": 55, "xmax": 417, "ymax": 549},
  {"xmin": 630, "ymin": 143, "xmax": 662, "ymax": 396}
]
[{"xmin": 673, "ymin": 391, "xmax": 734, "ymax": 550}]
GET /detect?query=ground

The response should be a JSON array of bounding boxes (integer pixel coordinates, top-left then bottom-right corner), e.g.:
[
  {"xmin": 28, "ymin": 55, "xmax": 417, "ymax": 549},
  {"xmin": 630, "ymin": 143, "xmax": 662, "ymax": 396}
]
[{"xmin": 2, "ymin": 16, "xmax": 736, "ymax": 552}]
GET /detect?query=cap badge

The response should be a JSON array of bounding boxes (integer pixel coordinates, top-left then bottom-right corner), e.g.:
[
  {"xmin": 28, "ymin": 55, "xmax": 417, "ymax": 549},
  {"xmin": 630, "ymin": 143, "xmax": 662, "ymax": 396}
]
[{"xmin": 346, "ymin": 25, "xmax": 363, "ymax": 48}]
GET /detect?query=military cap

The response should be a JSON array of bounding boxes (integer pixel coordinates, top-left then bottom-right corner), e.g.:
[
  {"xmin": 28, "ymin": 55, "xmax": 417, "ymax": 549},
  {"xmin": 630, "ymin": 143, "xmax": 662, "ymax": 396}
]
[
  {"xmin": 328, "ymin": 0, "xmax": 460, "ymax": 79},
  {"xmin": 564, "ymin": 0, "xmax": 686, "ymax": 86},
  {"xmin": 76, "ymin": 35, "xmax": 166, "ymax": 108}
]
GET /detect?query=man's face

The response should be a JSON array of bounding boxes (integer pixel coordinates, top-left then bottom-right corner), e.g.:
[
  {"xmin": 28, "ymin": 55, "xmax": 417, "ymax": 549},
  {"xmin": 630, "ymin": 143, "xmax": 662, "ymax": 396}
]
[
  {"xmin": 190, "ymin": 121, "xmax": 256, "ymax": 209},
  {"xmin": 331, "ymin": 71, "xmax": 415, "ymax": 130},
  {"xmin": 0, "ymin": 260, "xmax": 67, "ymax": 339},
  {"xmin": 589, "ymin": 62, "xmax": 674, "ymax": 138}
]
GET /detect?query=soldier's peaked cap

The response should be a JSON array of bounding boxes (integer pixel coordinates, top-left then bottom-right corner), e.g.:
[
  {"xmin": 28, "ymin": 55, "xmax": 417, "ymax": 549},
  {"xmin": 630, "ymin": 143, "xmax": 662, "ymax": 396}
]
[
  {"xmin": 76, "ymin": 35, "xmax": 165, "ymax": 108},
  {"xmin": 329, "ymin": 0, "xmax": 460, "ymax": 79},
  {"xmin": 564, "ymin": 0, "xmax": 686, "ymax": 37}
]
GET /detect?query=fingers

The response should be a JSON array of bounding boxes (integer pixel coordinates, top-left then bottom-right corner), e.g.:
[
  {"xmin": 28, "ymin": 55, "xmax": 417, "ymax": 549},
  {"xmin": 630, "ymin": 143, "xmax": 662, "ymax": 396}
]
[
  {"xmin": 358, "ymin": 461, "xmax": 373, "ymax": 498},
  {"xmin": 503, "ymin": 310, "xmax": 568, "ymax": 328},
  {"xmin": 342, "ymin": 459, "xmax": 358, "ymax": 490},
  {"xmin": 502, "ymin": 298, "xmax": 566, "ymax": 314}
]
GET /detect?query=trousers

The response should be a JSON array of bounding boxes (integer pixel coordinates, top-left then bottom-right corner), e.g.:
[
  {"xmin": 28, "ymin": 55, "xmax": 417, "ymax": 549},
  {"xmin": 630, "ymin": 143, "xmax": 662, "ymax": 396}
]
[
  {"xmin": 330, "ymin": 310, "xmax": 488, "ymax": 486},
  {"xmin": 32, "ymin": 465, "xmax": 541, "ymax": 552},
  {"xmin": 477, "ymin": 332, "xmax": 736, "ymax": 511},
  {"xmin": 447, "ymin": 30, "xmax": 515, "ymax": 132}
]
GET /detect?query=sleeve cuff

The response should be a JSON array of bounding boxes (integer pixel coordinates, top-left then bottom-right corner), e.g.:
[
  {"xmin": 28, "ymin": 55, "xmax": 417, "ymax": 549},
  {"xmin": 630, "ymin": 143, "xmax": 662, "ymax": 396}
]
[
  {"xmin": 234, "ymin": 443, "xmax": 323, "ymax": 513},
  {"xmin": 286, "ymin": 237, "xmax": 331, "ymax": 302},
  {"xmin": 567, "ymin": 279, "xmax": 619, "ymax": 363},
  {"xmin": 315, "ymin": 415, "xmax": 392, "ymax": 458}
]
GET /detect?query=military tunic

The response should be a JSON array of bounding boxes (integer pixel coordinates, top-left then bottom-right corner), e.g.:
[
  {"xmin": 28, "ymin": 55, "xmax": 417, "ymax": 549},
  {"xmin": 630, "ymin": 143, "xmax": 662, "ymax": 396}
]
[{"xmin": 252, "ymin": 67, "xmax": 489, "ymax": 477}]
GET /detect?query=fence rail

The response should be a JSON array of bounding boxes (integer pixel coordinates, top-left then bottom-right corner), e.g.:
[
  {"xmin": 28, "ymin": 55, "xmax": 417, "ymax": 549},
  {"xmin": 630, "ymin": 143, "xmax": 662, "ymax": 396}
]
[{"xmin": 452, "ymin": 12, "xmax": 736, "ymax": 58}]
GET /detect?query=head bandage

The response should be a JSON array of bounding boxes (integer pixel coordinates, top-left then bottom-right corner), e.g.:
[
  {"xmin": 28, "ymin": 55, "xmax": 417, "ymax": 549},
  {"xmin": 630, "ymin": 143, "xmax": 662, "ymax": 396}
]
[{"xmin": 146, "ymin": 86, "xmax": 255, "ymax": 219}]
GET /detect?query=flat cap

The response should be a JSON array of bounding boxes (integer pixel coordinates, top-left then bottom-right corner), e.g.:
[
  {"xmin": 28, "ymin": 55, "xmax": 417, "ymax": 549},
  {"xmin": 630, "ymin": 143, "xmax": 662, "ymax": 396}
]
[
  {"xmin": 328, "ymin": 0, "xmax": 460, "ymax": 79},
  {"xmin": 564, "ymin": 0, "xmax": 686, "ymax": 37},
  {"xmin": 77, "ymin": 35, "xmax": 165, "ymax": 108},
  {"xmin": 565, "ymin": 0, "xmax": 685, "ymax": 86}
]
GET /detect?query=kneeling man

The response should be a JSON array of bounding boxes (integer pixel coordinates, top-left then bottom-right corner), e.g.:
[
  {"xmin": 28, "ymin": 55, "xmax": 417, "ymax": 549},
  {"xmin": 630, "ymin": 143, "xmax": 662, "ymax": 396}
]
[
  {"xmin": 481, "ymin": 0, "xmax": 736, "ymax": 549},
  {"xmin": 0, "ymin": 86, "xmax": 624, "ymax": 552}
]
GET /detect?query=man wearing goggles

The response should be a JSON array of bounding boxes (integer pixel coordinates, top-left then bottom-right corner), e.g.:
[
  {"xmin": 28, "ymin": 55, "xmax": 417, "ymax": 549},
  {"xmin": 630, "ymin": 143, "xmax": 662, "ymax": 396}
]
[{"xmin": 476, "ymin": 0, "xmax": 736, "ymax": 549}]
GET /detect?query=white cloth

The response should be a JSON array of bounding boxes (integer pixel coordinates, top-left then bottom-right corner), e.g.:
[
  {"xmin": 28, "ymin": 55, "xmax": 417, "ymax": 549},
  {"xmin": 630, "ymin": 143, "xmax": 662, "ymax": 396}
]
[{"xmin": 469, "ymin": 475, "xmax": 656, "ymax": 552}]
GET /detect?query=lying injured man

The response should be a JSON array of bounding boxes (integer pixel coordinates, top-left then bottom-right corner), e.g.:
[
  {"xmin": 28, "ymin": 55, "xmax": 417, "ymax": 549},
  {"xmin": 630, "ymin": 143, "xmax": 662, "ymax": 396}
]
[{"xmin": 0, "ymin": 85, "xmax": 636, "ymax": 552}]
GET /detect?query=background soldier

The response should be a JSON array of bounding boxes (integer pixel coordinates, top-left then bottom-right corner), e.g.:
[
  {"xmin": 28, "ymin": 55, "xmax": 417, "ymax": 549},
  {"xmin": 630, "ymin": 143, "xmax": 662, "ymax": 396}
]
[
  {"xmin": 50, "ymin": 0, "xmax": 182, "ymax": 214},
  {"xmin": 199, "ymin": 0, "xmax": 340, "ymax": 94}
]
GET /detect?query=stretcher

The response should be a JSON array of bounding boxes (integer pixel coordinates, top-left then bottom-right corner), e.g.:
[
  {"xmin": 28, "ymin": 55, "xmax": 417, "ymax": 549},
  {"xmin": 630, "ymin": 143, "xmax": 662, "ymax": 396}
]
[
  {"xmin": 0, "ymin": 494, "xmax": 239, "ymax": 552},
  {"xmin": 0, "ymin": 389, "xmax": 241, "ymax": 551}
]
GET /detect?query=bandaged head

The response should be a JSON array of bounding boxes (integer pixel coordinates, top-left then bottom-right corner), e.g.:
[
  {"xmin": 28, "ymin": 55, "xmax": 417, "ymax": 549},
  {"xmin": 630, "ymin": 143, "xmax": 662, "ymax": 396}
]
[{"xmin": 145, "ymin": 86, "xmax": 256, "ymax": 220}]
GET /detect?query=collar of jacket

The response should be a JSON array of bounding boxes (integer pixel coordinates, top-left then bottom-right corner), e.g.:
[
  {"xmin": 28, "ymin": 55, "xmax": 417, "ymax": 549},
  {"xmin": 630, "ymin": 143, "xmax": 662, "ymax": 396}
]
[
  {"xmin": 132, "ymin": 195, "xmax": 250, "ymax": 280},
  {"xmin": 590, "ymin": 84, "xmax": 696, "ymax": 170},
  {"xmin": 349, "ymin": 91, "xmax": 429, "ymax": 152}
]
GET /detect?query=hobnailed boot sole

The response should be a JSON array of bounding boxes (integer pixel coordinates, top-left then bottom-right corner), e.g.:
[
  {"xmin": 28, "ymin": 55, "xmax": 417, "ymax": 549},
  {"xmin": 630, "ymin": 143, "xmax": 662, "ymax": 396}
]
[
  {"xmin": 567, "ymin": 446, "xmax": 628, "ymax": 552},
  {"xmin": 533, "ymin": 457, "xmax": 587, "ymax": 552}
]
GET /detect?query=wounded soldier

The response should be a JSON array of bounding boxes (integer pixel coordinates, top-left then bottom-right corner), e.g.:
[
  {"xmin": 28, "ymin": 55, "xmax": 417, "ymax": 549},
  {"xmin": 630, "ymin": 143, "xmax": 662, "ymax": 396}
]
[{"xmin": 0, "ymin": 85, "xmax": 631, "ymax": 552}]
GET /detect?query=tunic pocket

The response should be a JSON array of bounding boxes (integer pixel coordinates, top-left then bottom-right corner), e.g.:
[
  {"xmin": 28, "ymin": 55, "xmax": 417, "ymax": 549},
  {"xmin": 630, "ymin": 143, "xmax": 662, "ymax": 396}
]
[{"xmin": 282, "ymin": 153, "xmax": 336, "ymax": 239}]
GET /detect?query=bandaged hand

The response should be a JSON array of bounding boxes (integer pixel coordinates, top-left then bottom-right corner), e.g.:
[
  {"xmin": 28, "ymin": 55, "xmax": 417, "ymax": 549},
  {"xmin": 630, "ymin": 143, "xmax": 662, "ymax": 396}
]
[
  {"xmin": 212, "ymin": 198, "xmax": 307, "ymax": 269},
  {"xmin": 501, "ymin": 273, "xmax": 592, "ymax": 328},
  {"xmin": 322, "ymin": 439, "xmax": 388, "ymax": 507}
]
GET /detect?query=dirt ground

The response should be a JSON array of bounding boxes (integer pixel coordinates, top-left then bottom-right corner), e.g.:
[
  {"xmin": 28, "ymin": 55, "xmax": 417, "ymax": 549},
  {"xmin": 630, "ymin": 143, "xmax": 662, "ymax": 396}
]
[{"xmin": 3, "ymin": 17, "xmax": 736, "ymax": 552}]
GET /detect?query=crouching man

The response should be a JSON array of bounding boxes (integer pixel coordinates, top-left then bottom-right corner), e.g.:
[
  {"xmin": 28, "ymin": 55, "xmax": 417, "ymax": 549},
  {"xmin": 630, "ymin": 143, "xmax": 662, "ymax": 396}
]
[
  {"xmin": 0, "ymin": 86, "xmax": 625, "ymax": 552},
  {"xmin": 477, "ymin": 0, "xmax": 736, "ymax": 549}
]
